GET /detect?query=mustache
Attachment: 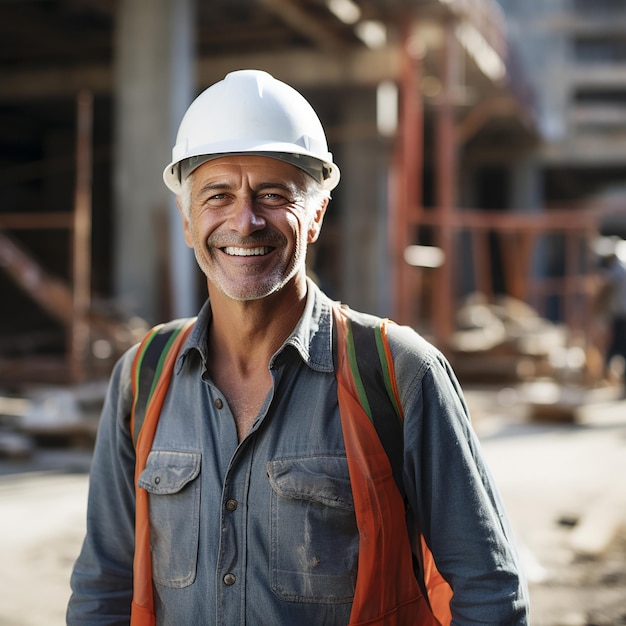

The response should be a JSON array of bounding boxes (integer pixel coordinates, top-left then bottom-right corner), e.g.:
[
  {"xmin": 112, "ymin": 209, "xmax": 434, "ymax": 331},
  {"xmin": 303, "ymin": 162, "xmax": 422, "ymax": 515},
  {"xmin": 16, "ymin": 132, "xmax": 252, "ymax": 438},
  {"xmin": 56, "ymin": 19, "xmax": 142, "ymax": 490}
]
[{"xmin": 207, "ymin": 228, "xmax": 287, "ymax": 249}]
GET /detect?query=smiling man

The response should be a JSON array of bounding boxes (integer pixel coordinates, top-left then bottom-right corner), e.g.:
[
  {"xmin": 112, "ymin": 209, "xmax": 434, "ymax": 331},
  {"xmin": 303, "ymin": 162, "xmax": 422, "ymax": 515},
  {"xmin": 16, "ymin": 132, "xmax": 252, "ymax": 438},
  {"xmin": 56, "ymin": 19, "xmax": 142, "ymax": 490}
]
[
  {"xmin": 179, "ymin": 155, "xmax": 324, "ymax": 302},
  {"xmin": 67, "ymin": 70, "xmax": 529, "ymax": 625}
]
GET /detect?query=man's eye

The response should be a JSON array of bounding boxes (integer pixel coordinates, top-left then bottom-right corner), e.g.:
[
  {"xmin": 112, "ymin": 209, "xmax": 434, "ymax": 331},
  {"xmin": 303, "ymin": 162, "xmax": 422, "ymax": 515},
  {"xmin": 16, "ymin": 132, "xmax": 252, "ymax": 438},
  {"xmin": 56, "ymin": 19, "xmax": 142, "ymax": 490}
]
[{"xmin": 259, "ymin": 193, "xmax": 288, "ymax": 204}]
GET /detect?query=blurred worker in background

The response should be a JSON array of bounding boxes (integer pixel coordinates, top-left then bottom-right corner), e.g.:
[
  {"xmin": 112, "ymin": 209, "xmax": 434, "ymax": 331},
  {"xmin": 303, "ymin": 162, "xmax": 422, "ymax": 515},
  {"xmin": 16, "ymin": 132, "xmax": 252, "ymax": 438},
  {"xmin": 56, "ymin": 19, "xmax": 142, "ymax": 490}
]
[
  {"xmin": 596, "ymin": 237, "xmax": 626, "ymax": 391},
  {"xmin": 67, "ymin": 69, "xmax": 529, "ymax": 625}
]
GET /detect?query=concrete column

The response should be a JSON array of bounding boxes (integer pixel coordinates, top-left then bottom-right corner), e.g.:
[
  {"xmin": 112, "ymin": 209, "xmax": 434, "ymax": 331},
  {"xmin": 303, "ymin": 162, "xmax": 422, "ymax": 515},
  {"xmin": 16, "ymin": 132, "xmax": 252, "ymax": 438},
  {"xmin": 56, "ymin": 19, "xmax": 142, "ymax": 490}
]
[
  {"xmin": 510, "ymin": 156, "xmax": 542, "ymax": 213},
  {"xmin": 338, "ymin": 89, "xmax": 391, "ymax": 317},
  {"xmin": 510, "ymin": 156, "xmax": 547, "ymax": 309},
  {"xmin": 113, "ymin": 0, "xmax": 197, "ymax": 324}
]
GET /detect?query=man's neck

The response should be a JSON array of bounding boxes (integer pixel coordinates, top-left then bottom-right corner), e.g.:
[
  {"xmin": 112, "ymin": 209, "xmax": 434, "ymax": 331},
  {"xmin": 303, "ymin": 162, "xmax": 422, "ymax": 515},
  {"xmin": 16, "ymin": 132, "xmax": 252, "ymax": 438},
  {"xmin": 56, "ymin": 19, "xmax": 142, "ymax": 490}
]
[
  {"xmin": 204, "ymin": 279, "xmax": 309, "ymax": 441},
  {"xmin": 207, "ymin": 278, "xmax": 308, "ymax": 368}
]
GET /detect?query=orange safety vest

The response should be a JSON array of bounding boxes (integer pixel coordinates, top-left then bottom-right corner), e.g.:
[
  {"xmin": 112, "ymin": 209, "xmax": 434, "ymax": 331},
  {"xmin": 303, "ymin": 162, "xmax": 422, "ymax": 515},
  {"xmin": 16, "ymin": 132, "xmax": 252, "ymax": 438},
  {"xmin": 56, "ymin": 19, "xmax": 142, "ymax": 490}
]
[{"xmin": 129, "ymin": 304, "xmax": 452, "ymax": 625}]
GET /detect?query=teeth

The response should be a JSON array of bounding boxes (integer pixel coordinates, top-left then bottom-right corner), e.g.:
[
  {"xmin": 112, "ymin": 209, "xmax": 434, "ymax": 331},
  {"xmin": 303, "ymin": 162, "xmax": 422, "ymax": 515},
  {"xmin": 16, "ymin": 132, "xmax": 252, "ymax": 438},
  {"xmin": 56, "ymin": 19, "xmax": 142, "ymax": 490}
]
[{"xmin": 223, "ymin": 246, "xmax": 271, "ymax": 257}]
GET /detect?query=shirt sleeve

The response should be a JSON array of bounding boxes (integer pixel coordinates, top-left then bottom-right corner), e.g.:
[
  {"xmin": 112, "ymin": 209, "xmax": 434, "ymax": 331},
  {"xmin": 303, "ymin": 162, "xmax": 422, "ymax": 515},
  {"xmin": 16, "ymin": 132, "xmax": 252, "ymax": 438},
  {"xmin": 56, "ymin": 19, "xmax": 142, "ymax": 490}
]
[
  {"xmin": 67, "ymin": 347, "xmax": 139, "ymax": 625},
  {"xmin": 389, "ymin": 324, "xmax": 530, "ymax": 624}
]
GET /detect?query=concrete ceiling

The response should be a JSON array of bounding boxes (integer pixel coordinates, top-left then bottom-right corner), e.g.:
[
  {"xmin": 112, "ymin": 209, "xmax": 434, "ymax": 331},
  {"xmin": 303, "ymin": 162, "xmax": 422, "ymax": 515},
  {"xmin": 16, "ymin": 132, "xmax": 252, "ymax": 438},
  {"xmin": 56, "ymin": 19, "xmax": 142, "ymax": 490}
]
[
  {"xmin": 0, "ymin": 0, "xmax": 519, "ymax": 97},
  {"xmin": 0, "ymin": 0, "xmax": 418, "ymax": 99},
  {"xmin": 0, "ymin": 0, "xmax": 538, "ymax": 158}
]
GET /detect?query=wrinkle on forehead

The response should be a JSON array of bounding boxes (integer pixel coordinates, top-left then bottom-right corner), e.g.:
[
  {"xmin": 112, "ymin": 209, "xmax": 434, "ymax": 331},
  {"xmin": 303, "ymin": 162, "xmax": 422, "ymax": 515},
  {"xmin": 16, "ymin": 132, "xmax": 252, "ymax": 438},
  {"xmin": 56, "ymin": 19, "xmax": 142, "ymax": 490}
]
[
  {"xmin": 192, "ymin": 155, "xmax": 309, "ymax": 194},
  {"xmin": 195, "ymin": 179, "xmax": 303, "ymax": 199}
]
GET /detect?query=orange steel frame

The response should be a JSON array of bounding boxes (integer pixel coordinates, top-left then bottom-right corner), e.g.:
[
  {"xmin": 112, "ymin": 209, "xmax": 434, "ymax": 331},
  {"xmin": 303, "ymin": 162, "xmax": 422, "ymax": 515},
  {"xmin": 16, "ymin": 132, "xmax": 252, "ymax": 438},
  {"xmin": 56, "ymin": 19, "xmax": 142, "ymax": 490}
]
[{"xmin": 392, "ymin": 21, "xmax": 600, "ymax": 349}]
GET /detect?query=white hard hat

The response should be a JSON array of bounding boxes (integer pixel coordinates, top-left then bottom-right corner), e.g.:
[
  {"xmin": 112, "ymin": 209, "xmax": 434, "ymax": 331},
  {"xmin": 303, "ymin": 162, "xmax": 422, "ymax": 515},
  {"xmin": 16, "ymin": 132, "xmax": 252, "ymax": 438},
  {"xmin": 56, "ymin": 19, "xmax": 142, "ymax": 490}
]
[{"xmin": 163, "ymin": 69, "xmax": 340, "ymax": 194}]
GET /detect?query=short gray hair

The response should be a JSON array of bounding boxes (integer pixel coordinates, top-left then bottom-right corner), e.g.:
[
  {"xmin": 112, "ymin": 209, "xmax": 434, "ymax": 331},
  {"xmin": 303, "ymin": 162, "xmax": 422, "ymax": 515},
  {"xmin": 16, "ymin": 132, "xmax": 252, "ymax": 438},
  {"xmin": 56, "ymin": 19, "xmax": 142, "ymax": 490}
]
[{"xmin": 179, "ymin": 175, "xmax": 193, "ymax": 219}]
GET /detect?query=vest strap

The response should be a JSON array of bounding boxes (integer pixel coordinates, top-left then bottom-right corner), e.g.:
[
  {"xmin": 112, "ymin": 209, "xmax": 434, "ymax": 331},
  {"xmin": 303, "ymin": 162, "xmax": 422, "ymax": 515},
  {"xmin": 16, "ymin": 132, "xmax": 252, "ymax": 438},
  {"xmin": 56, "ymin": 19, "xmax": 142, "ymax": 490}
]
[
  {"xmin": 332, "ymin": 303, "xmax": 446, "ymax": 625},
  {"xmin": 129, "ymin": 318, "xmax": 196, "ymax": 626}
]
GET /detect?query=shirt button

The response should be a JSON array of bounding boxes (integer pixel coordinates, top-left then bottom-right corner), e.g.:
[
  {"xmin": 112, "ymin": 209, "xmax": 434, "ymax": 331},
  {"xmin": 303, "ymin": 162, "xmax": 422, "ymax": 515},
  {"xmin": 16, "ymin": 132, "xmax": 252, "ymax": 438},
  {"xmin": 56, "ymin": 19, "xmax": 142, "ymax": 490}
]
[
  {"xmin": 223, "ymin": 573, "xmax": 236, "ymax": 586},
  {"xmin": 214, "ymin": 397, "xmax": 224, "ymax": 409},
  {"xmin": 225, "ymin": 499, "xmax": 238, "ymax": 512}
]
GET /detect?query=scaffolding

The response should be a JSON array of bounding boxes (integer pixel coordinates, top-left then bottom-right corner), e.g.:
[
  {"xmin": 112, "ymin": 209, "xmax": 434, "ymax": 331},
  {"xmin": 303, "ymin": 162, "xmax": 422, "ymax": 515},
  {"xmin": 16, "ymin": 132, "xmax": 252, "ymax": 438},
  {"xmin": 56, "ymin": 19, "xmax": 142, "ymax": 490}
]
[
  {"xmin": 0, "ymin": 91, "xmax": 139, "ymax": 385},
  {"xmin": 391, "ymin": 19, "xmax": 603, "ymax": 362}
]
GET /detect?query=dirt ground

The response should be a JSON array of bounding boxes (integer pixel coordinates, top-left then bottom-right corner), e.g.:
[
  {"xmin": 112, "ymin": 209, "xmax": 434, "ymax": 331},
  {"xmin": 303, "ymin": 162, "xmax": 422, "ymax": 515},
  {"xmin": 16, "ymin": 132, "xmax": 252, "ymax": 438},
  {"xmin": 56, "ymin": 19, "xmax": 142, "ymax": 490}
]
[
  {"xmin": 473, "ymin": 387, "xmax": 626, "ymax": 626},
  {"xmin": 529, "ymin": 527, "xmax": 626, "ymax": 626},
  {"xmin": 1, "ymin": 387, "xmax": 625, "ymax": 625}
]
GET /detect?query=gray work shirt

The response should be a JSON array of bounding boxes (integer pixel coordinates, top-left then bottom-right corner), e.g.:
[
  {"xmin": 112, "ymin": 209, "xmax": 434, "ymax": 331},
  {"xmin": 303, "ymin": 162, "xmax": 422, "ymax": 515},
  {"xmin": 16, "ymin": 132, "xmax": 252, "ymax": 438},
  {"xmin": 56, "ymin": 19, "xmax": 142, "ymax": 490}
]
[{"xmin": 67, "ymin": 281, "xmax": 529, "ymax": 625}]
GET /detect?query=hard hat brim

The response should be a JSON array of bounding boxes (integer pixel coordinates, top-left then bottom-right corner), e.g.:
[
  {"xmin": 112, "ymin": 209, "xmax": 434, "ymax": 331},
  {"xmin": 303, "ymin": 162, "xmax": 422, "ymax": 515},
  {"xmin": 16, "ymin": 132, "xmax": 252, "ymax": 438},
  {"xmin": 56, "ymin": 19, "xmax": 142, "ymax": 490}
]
[{"xmin": 163, "ymin": 147, "xmax": 340, "ymax": 195}]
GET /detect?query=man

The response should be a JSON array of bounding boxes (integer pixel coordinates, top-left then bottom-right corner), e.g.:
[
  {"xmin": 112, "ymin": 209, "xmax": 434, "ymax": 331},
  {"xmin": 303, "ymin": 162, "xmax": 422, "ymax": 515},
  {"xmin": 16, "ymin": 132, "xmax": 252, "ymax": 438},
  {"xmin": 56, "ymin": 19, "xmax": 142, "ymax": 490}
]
[
  {"xmin": 68, "ymin": 69, "xmax": 529, "ymax": 624},
  {"xmin": 596, "ymin": 239, "xmax": 626, "ymax": 391}
]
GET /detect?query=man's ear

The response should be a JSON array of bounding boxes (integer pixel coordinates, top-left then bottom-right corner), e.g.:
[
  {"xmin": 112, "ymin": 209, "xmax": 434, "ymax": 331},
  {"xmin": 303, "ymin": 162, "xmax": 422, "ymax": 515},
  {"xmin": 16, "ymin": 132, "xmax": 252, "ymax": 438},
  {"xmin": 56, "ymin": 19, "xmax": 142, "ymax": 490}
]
[
  {"xmin": 176, "ymin": 197, "xmax": 194, "ymax": 249},
  {"xmin": 308, "ymin": 197, "xmax": 329, "ymax": 244}
]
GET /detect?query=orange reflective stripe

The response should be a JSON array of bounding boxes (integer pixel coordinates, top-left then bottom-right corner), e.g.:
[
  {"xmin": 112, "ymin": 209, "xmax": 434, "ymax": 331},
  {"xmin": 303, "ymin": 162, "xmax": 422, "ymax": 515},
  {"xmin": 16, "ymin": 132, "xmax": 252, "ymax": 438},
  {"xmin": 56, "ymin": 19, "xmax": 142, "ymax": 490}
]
[
  {"xmin": 130, "ymin": 320, "xmax": 195, "ymax": 626},
  {"xmin": 380, "ymin": 319, "xmax": 453, "ymax": 625},
  {"xmin": 379, "ymin": 320, "xmax": 403, "ymax": 419},
  {"xmin": 333, "ymin": 303, "xmax": 451, "ymax": 625},
  {"xmin": 130, "ymin": 600, "xmax": 157, "ymax": 626},
  {"xmin": 336, "ymin": 381, "xmax": 428, "ymax": 624},
  {"xmin": 421, "ymin": 534, "xmax": 452, "ymax": 625}
]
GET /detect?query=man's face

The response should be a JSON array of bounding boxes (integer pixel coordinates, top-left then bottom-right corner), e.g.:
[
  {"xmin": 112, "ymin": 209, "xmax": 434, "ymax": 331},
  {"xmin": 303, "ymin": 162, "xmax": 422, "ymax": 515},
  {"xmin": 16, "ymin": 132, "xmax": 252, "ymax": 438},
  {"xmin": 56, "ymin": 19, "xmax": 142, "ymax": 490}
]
[{"xmin": 178, "ymin": 155, "xmax": 327, "ymax": 302}]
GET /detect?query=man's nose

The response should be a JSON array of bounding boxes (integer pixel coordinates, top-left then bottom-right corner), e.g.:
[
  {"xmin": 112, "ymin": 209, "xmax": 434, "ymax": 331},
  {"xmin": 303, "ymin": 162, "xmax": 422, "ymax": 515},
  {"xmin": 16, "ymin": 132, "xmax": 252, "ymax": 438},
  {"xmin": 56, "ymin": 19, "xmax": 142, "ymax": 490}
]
[{"xmin": 229, "ymin": 197, "xmax": 266, "ymax": 235}]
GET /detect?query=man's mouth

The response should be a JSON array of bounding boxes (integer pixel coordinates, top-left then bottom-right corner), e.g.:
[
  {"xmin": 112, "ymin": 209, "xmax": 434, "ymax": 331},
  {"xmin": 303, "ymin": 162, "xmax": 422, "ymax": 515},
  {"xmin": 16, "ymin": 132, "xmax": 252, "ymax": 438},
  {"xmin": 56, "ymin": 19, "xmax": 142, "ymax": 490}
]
[{"xmin": 222, "ymin": 246, "xmax": 273, "ymax": 257}]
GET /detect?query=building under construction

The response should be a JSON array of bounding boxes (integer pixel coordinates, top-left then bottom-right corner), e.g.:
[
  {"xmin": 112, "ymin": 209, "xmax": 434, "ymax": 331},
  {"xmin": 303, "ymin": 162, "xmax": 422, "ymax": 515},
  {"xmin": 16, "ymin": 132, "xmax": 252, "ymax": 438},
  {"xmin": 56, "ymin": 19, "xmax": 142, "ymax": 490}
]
[{"xmin": 1, "ymin": 0, "xmax": 623, "ymax": 391}]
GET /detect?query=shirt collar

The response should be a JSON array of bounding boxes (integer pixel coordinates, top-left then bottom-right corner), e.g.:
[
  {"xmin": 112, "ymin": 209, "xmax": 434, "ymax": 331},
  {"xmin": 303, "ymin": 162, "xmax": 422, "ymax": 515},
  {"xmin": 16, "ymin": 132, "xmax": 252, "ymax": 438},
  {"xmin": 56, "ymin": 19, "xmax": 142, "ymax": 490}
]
[{"xmin": 175, "ymin": 278, "xmax": 335, "ymax": 374}]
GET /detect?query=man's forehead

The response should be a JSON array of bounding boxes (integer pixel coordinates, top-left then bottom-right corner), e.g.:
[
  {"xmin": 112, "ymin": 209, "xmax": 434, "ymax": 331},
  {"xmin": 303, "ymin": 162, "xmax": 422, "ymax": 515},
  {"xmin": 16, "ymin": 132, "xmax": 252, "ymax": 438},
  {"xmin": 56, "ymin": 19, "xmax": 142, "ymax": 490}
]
[{"xmin": 194, "ymin": 154, "xmax": 305, "ymax": 182}]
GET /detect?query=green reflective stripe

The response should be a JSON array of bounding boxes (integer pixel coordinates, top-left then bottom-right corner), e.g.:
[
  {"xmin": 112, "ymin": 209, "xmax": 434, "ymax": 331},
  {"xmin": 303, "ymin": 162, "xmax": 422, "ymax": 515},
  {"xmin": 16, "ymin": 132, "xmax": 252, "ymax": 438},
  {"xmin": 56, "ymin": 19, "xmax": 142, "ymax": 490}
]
[
  {"xmin": 148, "ymin": 326, "xmax": 184, "ymax": 406},
  {"xmin": 131, "ymin": 321, "xmax": 193, "ymax": 446},
  {"xmin": 131, "ymin": 325, "xmax": 162, "ymax": 417},
  {"xmin": 345, "ymin": 320, "xmax": 373, "ymax": 422},
  {"xmin": 373, "ymin": 326, "xmax": 403, "ymax": 425}
]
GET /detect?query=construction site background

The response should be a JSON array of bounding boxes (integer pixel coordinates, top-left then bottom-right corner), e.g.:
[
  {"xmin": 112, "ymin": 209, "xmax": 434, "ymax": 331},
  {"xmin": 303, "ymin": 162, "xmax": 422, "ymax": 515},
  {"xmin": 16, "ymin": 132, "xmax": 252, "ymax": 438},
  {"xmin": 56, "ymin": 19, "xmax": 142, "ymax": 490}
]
[{"xmin": 2, "ymin": 1, "xmax": 626, "ymax": 624}]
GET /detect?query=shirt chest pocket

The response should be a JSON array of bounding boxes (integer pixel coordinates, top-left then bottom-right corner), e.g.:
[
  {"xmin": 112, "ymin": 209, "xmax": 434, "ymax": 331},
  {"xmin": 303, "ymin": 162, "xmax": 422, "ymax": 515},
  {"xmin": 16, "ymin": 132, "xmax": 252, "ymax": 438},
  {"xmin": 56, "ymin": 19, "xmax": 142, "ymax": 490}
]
[
  {"xmin": 267, "ymin": 456, "xmax": 358, "ymax": 604},
  {"xmin": 138, "ymin": 450, "xmax": 201, "ymax": 588}
]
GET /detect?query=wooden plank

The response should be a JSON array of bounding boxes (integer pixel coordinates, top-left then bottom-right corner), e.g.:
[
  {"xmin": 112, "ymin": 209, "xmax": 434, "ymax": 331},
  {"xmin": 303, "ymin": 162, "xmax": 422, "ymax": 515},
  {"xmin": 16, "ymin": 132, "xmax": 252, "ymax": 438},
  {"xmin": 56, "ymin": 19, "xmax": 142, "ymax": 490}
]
[{"xmin": 0, "ymin": 213, "xmax": 73, "ymax": 230}]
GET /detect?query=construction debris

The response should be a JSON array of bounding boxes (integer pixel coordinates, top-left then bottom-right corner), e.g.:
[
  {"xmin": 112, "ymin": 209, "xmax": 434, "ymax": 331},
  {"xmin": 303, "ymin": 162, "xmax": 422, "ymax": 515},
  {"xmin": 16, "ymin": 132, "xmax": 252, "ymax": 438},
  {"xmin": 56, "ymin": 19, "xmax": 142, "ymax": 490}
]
[
  {"xmin": 447, "ymin": 293, "xmax": 618, "ymax": 422},
  {"xmin": 0, "ymin": 382, "xmax": 106, "ymax": 455},
  {"xmin": 449, "ymin": 293, "xmax": 569, "ymax": 381}
]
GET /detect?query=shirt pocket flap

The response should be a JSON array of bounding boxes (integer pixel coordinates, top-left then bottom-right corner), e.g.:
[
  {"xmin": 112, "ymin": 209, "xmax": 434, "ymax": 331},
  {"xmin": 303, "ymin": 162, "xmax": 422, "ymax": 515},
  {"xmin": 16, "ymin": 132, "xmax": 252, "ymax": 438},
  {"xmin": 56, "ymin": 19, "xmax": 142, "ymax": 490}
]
[
  {"xmin": 138, "ymin": 450, "xmax": 201, "ymax": 495},
  {"xmin": 267, "ymin": 456, "xmax": 354, "ymax": 511}
]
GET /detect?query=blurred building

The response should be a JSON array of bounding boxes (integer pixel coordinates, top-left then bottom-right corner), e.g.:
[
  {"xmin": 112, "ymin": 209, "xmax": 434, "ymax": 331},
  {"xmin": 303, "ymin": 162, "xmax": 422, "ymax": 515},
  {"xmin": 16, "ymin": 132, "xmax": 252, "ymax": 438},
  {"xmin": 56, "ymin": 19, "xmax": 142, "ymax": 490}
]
[
  {"xmin": 1, "ymin": 0, "xmax": 540, "ymax": 383},
  {"xmin": 489, "ymin": 0, "xmax": 626, "ymax": 326},
  {"xmin": 497, "ymin": 0, "xmax": 626, "ymax": 214}
]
